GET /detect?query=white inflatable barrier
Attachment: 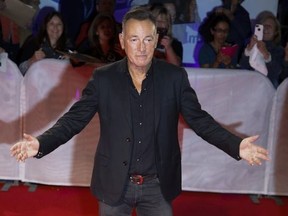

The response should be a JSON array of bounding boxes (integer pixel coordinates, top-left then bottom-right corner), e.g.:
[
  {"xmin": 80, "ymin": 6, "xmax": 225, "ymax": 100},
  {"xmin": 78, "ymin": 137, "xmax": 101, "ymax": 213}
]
[{"xmin": 0, "ymin": 59, "xmax": 287, "ymax": 196}]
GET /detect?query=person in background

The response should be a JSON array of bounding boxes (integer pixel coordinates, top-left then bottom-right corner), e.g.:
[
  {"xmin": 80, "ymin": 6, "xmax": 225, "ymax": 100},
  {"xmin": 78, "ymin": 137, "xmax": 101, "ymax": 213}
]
[
  {"xmin": 75, "ymin": 0, "xmax": 120, "ymax": 46},
  {"xmin": 215, "ymin": 0, "xmax": 252, "ymax": 62},
  {"xmin": 279, "ymin": 42, "xmax": 288, "ymax": 83},
  {"xmin": 0, "ymin": 0, "xmax": 20, "ymax": 62},
  {"xmin": 17, "ymin": 11, "xmax": 73, "ymax": 76},
  {"xmin": 58, "ymin": 0, "xmax": 95, "ymax": 44},
  {"xmin": 76, "ymin": 13, "xmax": 124, "ymax": 67},
  {"xmin": 163, "ymin": 1, "xmax": 178, "ymax": 24},
  {"xmin": 10, "ymin": 8, "xmax": 269, "ymax": 216},
  {"xmin": 240, "ymin": 11, "xmax": 284, "ymax": 88},
  {"xmin": 30, "ymin": 6, "xmax": 56, "ymax": 37},
  {"xmin": 178, "ymin": 0, "xmax": 201, "ymax": 23},
  {"xmin": 198, "ymin": 12, "xmax": 238, "ymax": 68},
  {"xmin": 150, "ymin": 4, "xmax": 183, "ymax": 66}
]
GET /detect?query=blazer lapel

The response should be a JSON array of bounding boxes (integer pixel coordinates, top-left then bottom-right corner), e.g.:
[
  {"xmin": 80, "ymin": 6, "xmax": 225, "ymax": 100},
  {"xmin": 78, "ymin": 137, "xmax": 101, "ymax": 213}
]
[{"xmin": 116, "ymin": 58, "xmax": 133, "ymax": 130}]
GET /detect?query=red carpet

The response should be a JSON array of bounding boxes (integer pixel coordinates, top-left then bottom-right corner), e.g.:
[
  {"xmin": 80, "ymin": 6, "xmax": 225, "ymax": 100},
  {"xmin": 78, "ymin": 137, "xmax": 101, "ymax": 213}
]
[{"xmin": 1, "ymin": 181, "xmax": 287, "ymax": 216}]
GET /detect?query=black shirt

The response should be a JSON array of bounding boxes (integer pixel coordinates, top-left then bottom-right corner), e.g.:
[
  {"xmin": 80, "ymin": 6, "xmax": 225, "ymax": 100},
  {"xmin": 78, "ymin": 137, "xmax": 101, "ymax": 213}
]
[{"xmin": 127, "ymin": 67, "xmax": 157, "ymax": 175}]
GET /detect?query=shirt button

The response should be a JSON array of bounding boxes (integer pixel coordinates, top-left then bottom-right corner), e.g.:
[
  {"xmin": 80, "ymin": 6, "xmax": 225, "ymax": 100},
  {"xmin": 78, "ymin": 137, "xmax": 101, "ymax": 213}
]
[
  {"xmin": 126, "ymin": 138, "xmax": 131, "ymax": 142},
  {"xmin": 136, "ymin": 158, "xmax": 140, "ymax": 162},
  {"xmin": 123, "ymin": 161, "xmax": 128, "ymax": 166},
  {"xmin": 139, "ymin": 122, "xmax": 142, "ymax": 126},
  {"xmin": 138, "ymin": 140, "xmax": 141, "ymax": 144},
  {"xmin": 139, "ymin": 104, "xmax": 142, "ymax": 108}
]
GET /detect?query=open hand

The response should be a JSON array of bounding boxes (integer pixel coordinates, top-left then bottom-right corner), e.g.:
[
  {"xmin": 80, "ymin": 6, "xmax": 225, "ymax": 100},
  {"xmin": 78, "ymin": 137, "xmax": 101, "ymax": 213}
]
[
  {"xmin": 239, "ymin": 135, "xmax": 269, "ymax": 166},
  {"xmin": 10, "ymin": 133, "xmax": 39, "ymax": 162}
]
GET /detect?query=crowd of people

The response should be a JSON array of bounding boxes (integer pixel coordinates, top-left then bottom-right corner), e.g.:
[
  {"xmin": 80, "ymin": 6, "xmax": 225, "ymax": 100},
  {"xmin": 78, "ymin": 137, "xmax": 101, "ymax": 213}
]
[{"xmin": 0, "ymin": 0, "xmax": 287, "ymax": 86}]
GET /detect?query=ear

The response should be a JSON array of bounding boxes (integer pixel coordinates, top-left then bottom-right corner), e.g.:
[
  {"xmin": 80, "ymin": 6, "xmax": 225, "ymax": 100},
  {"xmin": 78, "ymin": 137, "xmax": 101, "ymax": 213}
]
[{"xmin": 119, "ymin": 33, "xmax": 125, "ymax": 49}]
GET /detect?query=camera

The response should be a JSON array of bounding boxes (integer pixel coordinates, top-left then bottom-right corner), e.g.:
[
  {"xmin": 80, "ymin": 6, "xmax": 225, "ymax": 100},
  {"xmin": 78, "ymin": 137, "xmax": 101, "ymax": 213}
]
[{"xmin": 157, "ymin": 27, "xmax": 168, "ymax": 49}]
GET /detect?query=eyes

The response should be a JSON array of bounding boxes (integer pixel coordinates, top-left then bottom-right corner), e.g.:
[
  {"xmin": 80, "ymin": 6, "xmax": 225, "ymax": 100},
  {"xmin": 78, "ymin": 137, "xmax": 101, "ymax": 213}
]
[{"xmin": 129, "ymin": 37, "xmax": 155, "ymax": 44}]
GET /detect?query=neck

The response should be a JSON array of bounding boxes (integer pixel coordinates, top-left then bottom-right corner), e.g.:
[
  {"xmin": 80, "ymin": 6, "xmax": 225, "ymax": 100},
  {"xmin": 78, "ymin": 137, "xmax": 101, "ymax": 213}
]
[
  {"xmin": 128, "ymin": 61, "xmax": 151, "ymax": 78},
  {"xmin": 128, "ymin": 61, "xmax": 152, "ymax": 94},
  {"xmin": 49, "ymin": 39, "xmax": 57, "ymax": 48},
  {"xmin": 99, "ymin": 39, "xmax": 111, "ymax": 54}
]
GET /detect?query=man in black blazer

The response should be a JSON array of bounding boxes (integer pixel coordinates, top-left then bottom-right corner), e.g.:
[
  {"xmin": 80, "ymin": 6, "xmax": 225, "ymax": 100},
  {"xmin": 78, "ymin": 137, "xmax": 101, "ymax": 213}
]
[{"xmin": 11, "ymin": 7, "xmax": 269, "ymax": 216}]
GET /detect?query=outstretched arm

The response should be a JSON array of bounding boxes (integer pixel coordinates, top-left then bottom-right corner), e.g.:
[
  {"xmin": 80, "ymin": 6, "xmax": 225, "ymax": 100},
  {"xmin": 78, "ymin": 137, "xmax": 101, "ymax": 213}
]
[
  {"xmin": 10, "ymin": 133, "xmax": 39, "ymax": 162},
  {"xmin": 239, "ymin": 135, "xmax": 269, "ymax": 166}
]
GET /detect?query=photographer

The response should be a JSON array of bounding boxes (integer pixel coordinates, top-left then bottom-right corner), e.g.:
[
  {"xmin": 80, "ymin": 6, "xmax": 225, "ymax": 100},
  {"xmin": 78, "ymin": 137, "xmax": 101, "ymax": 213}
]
[{"xmin": 150, "ymin": 4, "xmax": 183, "ymax": 66}]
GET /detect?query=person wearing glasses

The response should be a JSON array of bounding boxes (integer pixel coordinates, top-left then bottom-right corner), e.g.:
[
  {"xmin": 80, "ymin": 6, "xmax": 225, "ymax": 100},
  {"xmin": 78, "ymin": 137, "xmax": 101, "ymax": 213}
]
[{"xmin": 198, "ymin": 12, "xmax": 238, "ymax": 68}]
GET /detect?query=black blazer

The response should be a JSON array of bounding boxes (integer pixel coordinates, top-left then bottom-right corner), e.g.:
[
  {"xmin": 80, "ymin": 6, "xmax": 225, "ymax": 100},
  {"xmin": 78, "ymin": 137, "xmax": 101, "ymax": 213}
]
[{"xmin": 37, "ymin": 57, "xmax": 242, "ymax": 205}]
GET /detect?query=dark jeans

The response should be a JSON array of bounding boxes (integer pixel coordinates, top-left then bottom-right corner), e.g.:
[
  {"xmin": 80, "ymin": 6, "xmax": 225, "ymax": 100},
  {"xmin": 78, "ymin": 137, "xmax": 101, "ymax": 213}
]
[{"xmin": 99, "ymin": 178, "xmax": 173, "ymax": 216}]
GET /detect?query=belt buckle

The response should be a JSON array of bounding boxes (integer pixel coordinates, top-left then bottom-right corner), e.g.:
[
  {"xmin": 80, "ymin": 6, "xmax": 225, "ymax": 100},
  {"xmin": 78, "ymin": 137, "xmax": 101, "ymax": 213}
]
[{"xmin": 130, "ymin": 175, "xmax": 144, "ymax": 185}]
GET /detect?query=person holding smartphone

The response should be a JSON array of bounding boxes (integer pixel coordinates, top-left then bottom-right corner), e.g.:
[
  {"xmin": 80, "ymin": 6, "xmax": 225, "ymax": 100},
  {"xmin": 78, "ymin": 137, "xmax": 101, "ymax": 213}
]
[
  {"xmin": 198, "ymin": 12, "xmax": 238, "ymax": 69},
  {"xmin": 240, "ymin": 11, "xmax": 284, "ymax": 88},
  {"xmin": 215, "ymin": 0, "xmax": 252, "ymax": 62}
]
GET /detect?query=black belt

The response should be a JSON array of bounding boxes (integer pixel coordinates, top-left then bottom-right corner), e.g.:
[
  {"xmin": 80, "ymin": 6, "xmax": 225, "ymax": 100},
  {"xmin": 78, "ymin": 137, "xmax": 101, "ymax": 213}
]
[{"xmin": 129, "ymin": 174, "xmax": 157, "ymax": 185}]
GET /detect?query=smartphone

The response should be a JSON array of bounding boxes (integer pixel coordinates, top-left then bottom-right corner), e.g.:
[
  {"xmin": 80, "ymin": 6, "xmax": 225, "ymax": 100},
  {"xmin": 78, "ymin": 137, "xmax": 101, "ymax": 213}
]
[{"xmin": 254, "ymin": 24, "xmax": 263, "ymax": 41}]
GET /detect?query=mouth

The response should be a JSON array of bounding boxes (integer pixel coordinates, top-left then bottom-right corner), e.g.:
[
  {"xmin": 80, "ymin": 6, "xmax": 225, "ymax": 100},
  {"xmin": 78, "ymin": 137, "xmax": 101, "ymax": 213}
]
[{"xmin": 136, "ymin": 55, "xmax": 147, "ymax": 59}]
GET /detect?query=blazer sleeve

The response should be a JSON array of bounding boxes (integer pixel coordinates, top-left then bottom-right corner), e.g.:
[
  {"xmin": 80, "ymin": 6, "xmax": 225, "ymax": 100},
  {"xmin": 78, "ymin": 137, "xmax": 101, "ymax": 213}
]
[
  {"xmin": 36, "ymin": 70, "xmax": 100, "ymax": 157},
  {"xmin": 179, "ymin": 69, "xmax": 242, "ymax": 160}
]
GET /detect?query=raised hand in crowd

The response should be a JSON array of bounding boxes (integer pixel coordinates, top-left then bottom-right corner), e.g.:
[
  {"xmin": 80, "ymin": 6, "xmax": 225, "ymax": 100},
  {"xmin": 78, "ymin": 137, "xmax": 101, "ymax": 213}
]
[
  {"xmin": 245, "ymin": 35, "xmax": 270, "ymax": 61},
  {"xmin": 30, "ymin": 48, "xmax": 46, "ymax": 64}
]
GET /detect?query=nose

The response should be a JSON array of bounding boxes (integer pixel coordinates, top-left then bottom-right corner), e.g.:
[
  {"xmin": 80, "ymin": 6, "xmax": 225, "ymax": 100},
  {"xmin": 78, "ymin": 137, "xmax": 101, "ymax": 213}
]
[{"xmin": 138, "ymin": 41, "xmax": 146, "ymax": 52}]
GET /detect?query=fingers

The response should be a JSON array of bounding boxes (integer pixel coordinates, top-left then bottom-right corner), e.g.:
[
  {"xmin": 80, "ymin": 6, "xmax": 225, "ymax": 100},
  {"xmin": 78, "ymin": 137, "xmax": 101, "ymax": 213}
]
[
  {"xmin": 10, "ymin": 142, "xmax": 27, "ymax": 162},
  {"xmin": 16, "ymin": 150, "xmax": 28, "ymax": 162},
  {"xmin": 10, "ymin": 143, "xmax": 21, "ymax": 157},
  {"xmin": 10, "ymin": 134, "xmax": 35, "ymax": 162},
  {"xmin": 248, "ymin": 146, "xmax": 269, "ymax": 166}
]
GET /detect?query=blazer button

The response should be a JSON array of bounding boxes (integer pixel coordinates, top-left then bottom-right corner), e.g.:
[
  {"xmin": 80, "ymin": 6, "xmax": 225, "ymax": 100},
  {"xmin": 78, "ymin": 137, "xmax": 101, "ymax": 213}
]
[
  {"xmin": 126, "ymin": 137, "xmax": 131, "ymax": 142},
  {"xmin": 123, "ymin": 161, "xmax": 128, "ymax": 166}
]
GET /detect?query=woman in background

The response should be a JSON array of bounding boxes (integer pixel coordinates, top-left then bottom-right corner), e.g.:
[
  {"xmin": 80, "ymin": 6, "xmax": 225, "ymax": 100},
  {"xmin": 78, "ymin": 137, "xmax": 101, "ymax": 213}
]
[
  {"xmin": 198, "ymin": 12, "xmax": 238, "ymax": 68},
  {"xmin": 17, "ymin": 11, "xmax": 73, "ymax": 75},
  {"xmin": 215, "ymin": 0, "xmax": 252, "ymax": 60},
  {"xmin": 76, "ymin": 13, "xmax": 124, "ymax": 67},
  {"xmin": 240, "ymin": 11, "xmax": 284, "ymax": 88},
  {"xmin": 150, "ymin": 4, "xmax": 183, "ymax": 66}
]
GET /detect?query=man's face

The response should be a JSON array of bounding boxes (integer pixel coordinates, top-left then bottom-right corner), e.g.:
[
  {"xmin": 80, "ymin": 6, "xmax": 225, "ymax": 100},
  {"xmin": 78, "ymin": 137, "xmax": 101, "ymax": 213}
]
[{"xmin": 119, "ymin": 19, "xmax": 158, "ymax": 70}]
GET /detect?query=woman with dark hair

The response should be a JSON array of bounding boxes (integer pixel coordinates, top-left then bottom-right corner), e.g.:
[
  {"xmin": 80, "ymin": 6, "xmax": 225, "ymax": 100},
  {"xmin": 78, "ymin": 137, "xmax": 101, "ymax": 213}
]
[
  {"xmin": 76, "ymin": 13, "xmax": 124, "ymax": 67},
  {"xmin": 198, "ymin": 12, "xmax": 238, "ymax": 68},
  {"xmin": 215, "ymin": 0, "xmax": 252, "ymax": 59},
  {"xmin": 17, "ymin": 11, "xmax": 73, "ymax": 75}
]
